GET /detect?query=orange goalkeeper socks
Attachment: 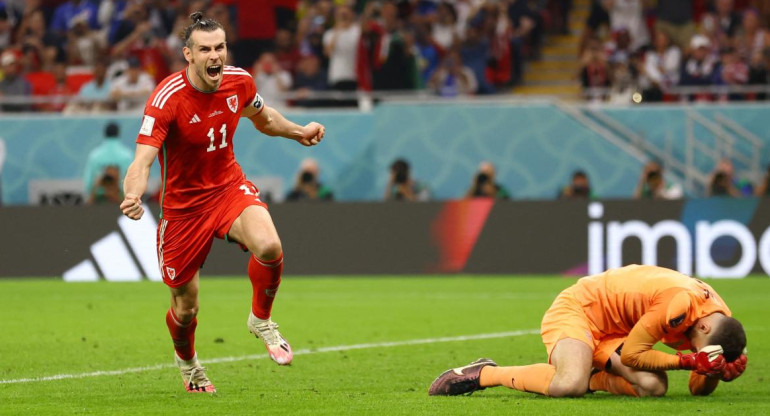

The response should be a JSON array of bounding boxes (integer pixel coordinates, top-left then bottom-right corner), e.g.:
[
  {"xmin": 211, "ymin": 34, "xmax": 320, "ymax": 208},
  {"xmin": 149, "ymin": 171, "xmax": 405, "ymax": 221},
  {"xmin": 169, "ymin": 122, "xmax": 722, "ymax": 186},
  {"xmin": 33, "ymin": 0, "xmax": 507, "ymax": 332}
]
[
  {"xmin": 589, "ymin": 371, "xmax": 639, "ymax": 396},
  {"xmin": 479, "ymin": 364, "xmax": 556, "ymax": 395}
]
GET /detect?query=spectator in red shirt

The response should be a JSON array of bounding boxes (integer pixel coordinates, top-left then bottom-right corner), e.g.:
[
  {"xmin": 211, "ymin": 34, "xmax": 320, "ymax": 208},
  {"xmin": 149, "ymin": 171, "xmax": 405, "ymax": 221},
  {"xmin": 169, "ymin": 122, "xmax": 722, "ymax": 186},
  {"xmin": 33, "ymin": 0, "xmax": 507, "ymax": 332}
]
[{"xmin": 232, "ymin": 0, "xmax": 277, "ymax": 68}]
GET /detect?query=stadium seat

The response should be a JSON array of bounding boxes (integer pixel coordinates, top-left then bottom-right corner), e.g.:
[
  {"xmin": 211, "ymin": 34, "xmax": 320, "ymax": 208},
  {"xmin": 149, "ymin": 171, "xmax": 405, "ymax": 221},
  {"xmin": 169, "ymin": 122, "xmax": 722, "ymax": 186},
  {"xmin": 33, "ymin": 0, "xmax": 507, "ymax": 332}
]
[
  {"xmin": 66, "ymin": 73, "xmax": 95, "ymax": 94},
  {"xmin": 25, "ymin": 71, "xmax": 56, "ymax": 96}
]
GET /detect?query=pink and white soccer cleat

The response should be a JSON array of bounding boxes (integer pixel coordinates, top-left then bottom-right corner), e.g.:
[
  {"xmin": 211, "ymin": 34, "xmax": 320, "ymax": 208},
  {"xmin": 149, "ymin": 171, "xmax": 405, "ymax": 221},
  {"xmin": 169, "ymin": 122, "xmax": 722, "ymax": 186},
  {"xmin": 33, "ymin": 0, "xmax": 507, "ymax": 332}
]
[
  {"xmin": 175, "ymin": 354, "xmax": 217, "ymax": 393},
  {"xmin": 247, "ymin": 312, "xmax": 293, "ymax": 365}
]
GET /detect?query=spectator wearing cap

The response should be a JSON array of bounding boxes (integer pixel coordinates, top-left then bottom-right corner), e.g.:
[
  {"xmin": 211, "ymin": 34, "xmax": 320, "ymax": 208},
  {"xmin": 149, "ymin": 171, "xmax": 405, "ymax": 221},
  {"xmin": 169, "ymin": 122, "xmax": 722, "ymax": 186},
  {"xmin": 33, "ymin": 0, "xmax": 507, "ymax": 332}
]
[
  {"xmin": 82, "ymin": 122, "xmax": 134, "ymax": 205},
  {"xmin": 680, "ymin": 34, "xmax": 719, "ymax": 100},
  {"xmin": 109, "ymin": 56, "xmax": 154, "ymax": 112},
  {"xmin": 0, "ymin": 50, "xmax": 32, "ymax": 112}
]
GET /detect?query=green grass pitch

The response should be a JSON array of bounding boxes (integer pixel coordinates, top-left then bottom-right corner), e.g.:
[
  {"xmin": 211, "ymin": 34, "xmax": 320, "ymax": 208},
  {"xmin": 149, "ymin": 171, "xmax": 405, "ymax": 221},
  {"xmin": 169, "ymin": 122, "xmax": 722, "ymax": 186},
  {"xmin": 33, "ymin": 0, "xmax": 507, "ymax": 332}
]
[{"xmin": 0, "ymin": 276, "xmax": 767, "ymax": 415}]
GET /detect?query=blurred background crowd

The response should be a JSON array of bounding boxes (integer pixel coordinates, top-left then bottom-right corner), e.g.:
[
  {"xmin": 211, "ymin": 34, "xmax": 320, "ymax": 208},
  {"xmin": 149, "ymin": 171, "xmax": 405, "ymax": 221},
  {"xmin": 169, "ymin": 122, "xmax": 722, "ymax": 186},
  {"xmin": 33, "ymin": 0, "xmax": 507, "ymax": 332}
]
[
  {"xmin": 0, "ymin": 0, "xmax": 563, "ymax": 112},
  {"xmin": 580, "ymin": 0, "xmax": 770, "ymax": 103}
]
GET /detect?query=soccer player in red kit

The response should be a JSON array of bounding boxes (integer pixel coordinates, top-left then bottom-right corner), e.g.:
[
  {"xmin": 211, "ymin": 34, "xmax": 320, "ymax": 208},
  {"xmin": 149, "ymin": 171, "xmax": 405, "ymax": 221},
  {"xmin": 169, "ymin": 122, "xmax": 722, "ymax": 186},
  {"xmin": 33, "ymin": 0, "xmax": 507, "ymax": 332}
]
[{"xmin": 120, "ymin": 12, "xmax": 325, "ymax": 393}]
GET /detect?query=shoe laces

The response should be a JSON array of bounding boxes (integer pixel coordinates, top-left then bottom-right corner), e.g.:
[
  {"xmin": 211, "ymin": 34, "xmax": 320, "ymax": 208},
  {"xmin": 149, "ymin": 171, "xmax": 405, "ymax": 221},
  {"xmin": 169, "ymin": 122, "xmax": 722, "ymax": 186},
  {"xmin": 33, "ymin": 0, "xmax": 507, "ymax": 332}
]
[
  {"xmin": 254, "ymin": 320, "xmax": 282, "ymax": 346},
  {"xmin": 181, "ymin": 362, "xmax": 211, "ymax": 387}
]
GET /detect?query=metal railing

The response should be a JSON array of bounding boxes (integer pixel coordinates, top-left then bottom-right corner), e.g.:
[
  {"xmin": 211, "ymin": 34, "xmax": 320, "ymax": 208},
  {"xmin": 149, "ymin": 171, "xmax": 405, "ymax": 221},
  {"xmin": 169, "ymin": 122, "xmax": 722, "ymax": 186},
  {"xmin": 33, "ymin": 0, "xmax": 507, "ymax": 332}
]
[{"xmin": 582, "ymin": 84, "xmax": 770, "ymax": 102}]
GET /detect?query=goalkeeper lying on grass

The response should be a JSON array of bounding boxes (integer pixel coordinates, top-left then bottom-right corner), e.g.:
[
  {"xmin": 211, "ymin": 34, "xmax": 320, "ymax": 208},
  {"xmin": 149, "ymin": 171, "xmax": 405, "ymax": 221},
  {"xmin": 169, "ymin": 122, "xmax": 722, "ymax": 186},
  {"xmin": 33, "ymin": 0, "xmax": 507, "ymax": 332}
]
[{"xmin": 430, "ymin": 265, "xmax": 747, "ymax": 397}]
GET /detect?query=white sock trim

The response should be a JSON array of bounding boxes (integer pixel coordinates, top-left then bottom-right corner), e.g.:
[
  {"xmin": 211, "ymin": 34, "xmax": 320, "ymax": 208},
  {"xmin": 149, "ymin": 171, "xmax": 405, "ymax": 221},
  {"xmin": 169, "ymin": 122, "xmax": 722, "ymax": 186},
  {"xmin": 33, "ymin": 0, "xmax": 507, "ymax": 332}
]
[
  {"xmin": 252, "ymin": 255, "xmax": 284, "ymax": 268},
  {"xmin": 175, "ymin": 352, "xmax": 198, "ymax": 366}
]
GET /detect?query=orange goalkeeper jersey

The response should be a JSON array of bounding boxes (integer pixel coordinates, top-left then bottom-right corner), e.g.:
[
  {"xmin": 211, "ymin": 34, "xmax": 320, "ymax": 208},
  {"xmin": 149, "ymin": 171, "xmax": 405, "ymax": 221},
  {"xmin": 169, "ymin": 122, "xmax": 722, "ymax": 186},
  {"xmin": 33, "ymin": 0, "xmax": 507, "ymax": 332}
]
[{"xmin": 566, "ymin": 264, "xmax": 731, "ymax": 350}]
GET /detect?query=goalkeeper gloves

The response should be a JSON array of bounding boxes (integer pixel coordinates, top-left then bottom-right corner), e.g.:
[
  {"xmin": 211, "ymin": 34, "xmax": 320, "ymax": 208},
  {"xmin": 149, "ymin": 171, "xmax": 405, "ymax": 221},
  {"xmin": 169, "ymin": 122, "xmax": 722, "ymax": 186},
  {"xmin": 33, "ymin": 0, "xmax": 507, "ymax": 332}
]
[
  {"xmin": 678, "ymin": 345, "xmax": 726, "ymax": 377},
  {"xmin": 720, "ymin": 351, "xmax": 748, "ymax": 382}
]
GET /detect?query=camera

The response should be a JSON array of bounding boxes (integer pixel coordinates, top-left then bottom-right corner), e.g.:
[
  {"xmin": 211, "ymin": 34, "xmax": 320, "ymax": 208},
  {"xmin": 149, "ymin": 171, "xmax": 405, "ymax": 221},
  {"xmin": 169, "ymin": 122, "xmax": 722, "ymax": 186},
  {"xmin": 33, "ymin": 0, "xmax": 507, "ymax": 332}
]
[
  {"xmin": 475, "ymin": 173, "xmax": 490, "ymax": 186},
  {"xmin": 100, "ymin": 173, "xmax": 117, "ymax": 186},
  {"xmin": 391, "ymin": 159, "xmax": 410, "ymax": 185},
  {"xmin": 394, "ymin": 170, "xmax": 408, "ymax": 185},
  {"xmin": 300, "ymin": 171, "xmax": 315, "ymax": 184}
]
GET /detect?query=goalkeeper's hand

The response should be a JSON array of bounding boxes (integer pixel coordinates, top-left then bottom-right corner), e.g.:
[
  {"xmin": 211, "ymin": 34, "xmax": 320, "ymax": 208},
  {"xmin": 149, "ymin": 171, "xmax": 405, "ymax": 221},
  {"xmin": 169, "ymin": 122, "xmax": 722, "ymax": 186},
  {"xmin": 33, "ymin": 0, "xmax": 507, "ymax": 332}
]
[
  {"xmin": 678, "ymin": 345, "xmax": 726, "ymax": 377},
  {"xmin": 720, "ymin": 352, "xmax": 748, "ymax": 382}
]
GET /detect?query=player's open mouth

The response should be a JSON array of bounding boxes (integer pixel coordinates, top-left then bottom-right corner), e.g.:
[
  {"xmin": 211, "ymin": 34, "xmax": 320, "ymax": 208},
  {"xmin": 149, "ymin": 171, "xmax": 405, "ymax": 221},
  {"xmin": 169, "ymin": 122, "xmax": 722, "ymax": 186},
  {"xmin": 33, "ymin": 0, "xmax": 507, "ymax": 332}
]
[{"xmin": 206, "ymin": 65, "xmax": 222, "ymax": 78}]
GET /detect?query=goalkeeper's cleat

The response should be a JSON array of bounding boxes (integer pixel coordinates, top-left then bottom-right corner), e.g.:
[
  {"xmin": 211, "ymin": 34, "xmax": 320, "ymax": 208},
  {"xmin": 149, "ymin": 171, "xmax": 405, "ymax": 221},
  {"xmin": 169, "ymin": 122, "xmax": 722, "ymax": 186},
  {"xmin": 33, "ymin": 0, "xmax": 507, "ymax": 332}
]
[
  {"xmin": 175, "ymin": 354, "xmax": 216, "ymax": 393},
  {"xmin": 428, "ymin": 358, "xmax": 498, "ymax": 396},
  {"xmin": 247, "ymin": 312, "xmax": 293, "ymax": 365}
]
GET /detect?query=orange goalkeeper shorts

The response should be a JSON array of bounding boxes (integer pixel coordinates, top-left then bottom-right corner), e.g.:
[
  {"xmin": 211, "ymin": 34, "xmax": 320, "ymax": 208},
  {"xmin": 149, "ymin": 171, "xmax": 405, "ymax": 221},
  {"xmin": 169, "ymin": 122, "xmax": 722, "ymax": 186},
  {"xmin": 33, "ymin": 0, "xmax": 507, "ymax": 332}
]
[{"xmin": 540, "ymin": 289, "xmax": 626, "ymax": 370}]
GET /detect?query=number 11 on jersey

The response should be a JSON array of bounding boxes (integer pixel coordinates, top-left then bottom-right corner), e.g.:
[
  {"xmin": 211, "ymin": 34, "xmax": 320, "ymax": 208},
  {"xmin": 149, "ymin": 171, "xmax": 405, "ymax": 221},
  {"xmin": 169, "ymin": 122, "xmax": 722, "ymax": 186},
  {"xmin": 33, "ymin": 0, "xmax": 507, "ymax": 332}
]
[{"xmin": 206, "ymin": 124, "xmax": 227, "ymax": 152}]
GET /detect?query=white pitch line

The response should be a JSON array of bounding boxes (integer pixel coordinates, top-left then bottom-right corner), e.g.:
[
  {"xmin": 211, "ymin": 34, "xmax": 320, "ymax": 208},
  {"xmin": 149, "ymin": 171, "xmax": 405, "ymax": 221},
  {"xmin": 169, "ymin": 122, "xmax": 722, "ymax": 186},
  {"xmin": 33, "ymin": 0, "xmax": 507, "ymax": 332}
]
[{"xmin": 0, "ymin": 329, "xmax": 539, "ymax": 385}]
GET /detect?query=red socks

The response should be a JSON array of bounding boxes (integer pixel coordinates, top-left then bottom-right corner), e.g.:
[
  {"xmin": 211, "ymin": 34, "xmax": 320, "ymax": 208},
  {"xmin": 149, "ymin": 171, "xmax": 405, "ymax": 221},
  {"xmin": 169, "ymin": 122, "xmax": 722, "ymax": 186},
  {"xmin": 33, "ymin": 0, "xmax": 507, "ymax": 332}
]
[
  {"xmin": 165, "ymin": 253, "xmax": 282, "ymax": 360},
  {"xmin": 166, "ymin": 308, "xmax": 197, "ymax": 361},
  {"xmin": 248, "ymin": 253, "xmax": 283, "ymax": 320}
]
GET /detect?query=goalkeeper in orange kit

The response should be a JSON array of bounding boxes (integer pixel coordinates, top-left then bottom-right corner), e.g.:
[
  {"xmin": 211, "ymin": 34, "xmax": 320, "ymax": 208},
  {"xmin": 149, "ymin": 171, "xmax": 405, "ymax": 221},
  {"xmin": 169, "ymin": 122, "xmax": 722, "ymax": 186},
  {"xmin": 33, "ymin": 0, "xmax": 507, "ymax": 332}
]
[{"xmin": 429, "ymin": 265, "xmax": 748, "ymax": 397}]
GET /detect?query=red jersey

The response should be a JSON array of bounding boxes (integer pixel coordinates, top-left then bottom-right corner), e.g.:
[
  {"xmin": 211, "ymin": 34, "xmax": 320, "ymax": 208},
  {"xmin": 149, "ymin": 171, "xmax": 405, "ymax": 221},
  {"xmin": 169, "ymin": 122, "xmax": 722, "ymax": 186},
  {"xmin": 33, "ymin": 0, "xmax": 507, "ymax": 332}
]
[{"xmin": 136, "ymin": 66, "xmax": 260, "ymax": 219}]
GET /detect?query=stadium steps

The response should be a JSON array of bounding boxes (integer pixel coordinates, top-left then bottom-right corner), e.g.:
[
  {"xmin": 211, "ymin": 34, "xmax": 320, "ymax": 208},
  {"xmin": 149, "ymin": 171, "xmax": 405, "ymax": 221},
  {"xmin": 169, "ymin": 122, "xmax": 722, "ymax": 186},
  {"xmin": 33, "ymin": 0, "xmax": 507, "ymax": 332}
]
[{"xmin": 514, "ymin": 0, "xmax": 589, "ymax": 101}]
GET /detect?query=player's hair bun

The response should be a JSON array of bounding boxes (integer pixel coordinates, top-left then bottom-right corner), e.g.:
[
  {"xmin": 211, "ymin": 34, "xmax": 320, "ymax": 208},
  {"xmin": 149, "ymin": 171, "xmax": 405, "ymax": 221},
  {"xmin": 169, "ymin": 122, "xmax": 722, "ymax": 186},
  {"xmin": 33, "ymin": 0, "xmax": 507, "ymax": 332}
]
[{"xmin": 190, "ymin": 11, "xmax": 204, "ymax": 23}]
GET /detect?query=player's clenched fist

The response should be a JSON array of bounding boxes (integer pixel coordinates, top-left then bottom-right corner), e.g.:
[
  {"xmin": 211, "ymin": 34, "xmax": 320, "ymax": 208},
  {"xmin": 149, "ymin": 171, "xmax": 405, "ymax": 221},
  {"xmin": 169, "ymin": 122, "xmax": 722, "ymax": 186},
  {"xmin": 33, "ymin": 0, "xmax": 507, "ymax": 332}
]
[
  {"xmin": 720, "ymin": 353, "xmax": 747, "ymax": 382},
  {"xmin": 678, "ymin": 345, "xmax": 726, "ymax": 377},
  {"xmin": 120, "ymin": 193, "xmax": 144, "ymax": 220},
  {"xmin": 297, "ymin": 122, "xmax": 325, "ymax": 147}
]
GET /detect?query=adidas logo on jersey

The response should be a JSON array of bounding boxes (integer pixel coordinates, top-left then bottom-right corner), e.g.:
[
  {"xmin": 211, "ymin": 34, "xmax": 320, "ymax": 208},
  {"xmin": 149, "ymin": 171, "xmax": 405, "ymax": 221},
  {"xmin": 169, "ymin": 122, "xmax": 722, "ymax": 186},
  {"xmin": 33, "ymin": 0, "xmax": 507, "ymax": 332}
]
[{"xmin": 189, "ymin": 114, "xmax": 201, "ymax": 124}]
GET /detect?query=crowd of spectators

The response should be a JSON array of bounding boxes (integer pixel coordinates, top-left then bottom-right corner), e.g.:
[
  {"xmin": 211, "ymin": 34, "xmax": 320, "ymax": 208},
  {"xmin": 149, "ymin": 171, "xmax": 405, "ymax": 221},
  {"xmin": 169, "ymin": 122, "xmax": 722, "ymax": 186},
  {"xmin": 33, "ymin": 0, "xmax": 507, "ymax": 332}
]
[
  {"xmin": 0, "ymin": 0, "xmax": 570, "ymax": 113},
  {"xmin": 580, "ymin": 0, "xmax": 770, "ymax": 103}
]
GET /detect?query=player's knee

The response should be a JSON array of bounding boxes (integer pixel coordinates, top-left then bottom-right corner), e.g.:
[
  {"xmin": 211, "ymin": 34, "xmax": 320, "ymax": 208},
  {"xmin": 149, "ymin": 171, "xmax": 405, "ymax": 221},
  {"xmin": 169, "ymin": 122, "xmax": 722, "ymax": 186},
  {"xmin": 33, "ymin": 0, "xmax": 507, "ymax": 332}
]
[
  {"xmin": 252, "ymin": 238, "xmax": 282, "ymax": 261},
  {"xmin": 548, "ymin": 376, "xmax": 589, "ymax": 398},
  {"xmin": 173, "ymin": 305, "xmax": 199, "ymax": 324},
  {"xmin": 634, "ymin": 372, "xmax": 668, "ymax": 397}
]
